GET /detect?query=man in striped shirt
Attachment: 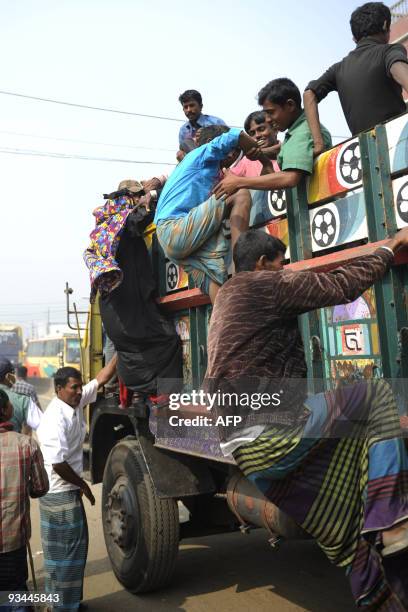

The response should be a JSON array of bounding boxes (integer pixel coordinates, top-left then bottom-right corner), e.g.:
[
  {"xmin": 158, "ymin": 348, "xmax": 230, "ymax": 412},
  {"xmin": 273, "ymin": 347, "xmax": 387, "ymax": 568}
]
[
  {"xmin": 0, "ymin": 389, "xmax": 48, "ymax": 609},
  {"xmin": 206, "ymin": 228, "xmax": 408, "ymax": 607}
]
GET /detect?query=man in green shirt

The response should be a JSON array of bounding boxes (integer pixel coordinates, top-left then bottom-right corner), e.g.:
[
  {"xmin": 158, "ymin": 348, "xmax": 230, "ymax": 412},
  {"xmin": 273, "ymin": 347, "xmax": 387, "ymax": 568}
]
[
  {"xmin": 0, "ymin": 358, "xmax": 34, "ymax": 433},
  {"xmin": 214, "ymin": 78, "xmax": 332, "ymax": 199}
]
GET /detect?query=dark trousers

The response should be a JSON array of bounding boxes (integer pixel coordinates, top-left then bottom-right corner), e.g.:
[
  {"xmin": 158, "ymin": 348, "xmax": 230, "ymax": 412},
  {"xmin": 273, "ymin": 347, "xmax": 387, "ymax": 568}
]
[{"xmin": 0, "ymin": 546, "xmax": 28, "ymax": 611}]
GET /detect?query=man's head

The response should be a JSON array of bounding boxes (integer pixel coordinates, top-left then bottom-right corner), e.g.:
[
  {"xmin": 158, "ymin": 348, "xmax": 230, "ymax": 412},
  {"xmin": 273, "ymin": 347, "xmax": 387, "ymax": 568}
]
[
  {"xmin": 179, "ymin": 89, "xmax": 203, "ymax": 124},
  {"xmin": 0, "ymin": 358, "xmax": 15, "ymax": 387},
  {"xmin": 350, "ymin": 2, "xmax": 391, "ymax": 43},
  {"xmin": 257, "ymin": 78, "xmax": 302, "ymax": 132},
  {"xmin": 54, "ymin": 366, "xmax": 83, "ymax": 408},
  {"xmin": 233, "ymin": 229, "xmax": 286, "ymax": 272},
  {"xmin": 16, "ymin": 365, "xmax": 28, "ymax": 380},
  {"xmin": 0, "ymin": 388, "xmax": 13, "ymax": 423},
  {"xmin": 197, "ymin": 125, "xmax": 241, "ymax": 168},
  {"xmin": 244, "ymin": 111, "xmax": 278, "ymax": 147}
]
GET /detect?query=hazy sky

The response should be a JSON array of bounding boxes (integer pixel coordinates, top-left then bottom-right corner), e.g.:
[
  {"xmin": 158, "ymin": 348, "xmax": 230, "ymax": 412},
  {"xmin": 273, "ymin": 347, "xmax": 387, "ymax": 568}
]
[{"xmin": 0, "ymin": 0, "xmax": 377, "ymax": 336}]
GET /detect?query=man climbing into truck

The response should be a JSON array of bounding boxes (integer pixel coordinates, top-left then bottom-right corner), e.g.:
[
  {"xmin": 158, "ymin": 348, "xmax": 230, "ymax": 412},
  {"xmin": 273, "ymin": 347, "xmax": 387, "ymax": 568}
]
[
  {"xmin": 154, "ymin": 125, "xmax": 266, "ymax": 303},
  {"xmin": 205, "ymin": 227, "xmax": 408, "ymax": 609}
]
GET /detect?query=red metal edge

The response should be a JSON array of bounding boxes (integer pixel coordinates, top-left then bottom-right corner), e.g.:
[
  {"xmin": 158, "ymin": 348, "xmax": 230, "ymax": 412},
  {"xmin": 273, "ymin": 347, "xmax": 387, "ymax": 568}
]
[
  {"xmin": 157, "ymin": 288, "xmax": 210, "ymax": 312},
  {"xmin": 157, "ymin": 242, "xmax": 408, "ymax": 311},
  {"xmin": 286, "ymin": 241, "xmax": 408, "ymax": 273}
]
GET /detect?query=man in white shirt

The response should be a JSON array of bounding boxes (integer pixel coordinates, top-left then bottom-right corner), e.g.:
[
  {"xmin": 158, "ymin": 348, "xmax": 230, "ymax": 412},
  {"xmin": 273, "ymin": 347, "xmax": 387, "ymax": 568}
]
[{"xmin": 37, "ymin": 356, "xmax": 117, "ymax": 611}]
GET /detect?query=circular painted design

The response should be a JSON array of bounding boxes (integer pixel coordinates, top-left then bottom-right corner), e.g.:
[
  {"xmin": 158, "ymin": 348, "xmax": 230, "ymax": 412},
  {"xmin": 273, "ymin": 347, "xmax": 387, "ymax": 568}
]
[
  {"xmin": 166, "ymin": 262, "xmax": 179, "ymax": 291},
  {"xmin": 336, "ymin": 141, "xmax": 362, "ymax": 187},
  {"xmin": 267, "ymin": 189, "xmax": 287, "ymax": 215},
  {"xmin": 312, "ymin": 206, "xmax": 339, "ymax": 248},
  {"xmin": 396, "ymin": 180, "xmax": 408, "ymax": 223}
]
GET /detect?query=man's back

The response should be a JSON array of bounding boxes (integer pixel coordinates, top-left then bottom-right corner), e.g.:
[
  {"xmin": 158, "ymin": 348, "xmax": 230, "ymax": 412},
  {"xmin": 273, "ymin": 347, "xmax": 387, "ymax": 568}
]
[
  {"xmin": 206, "ymin": 271, "xmax": 307, "ymax": 382},
  {"xmin": 13, "ymin": 378, "xmax": 41, "ymax": 408},
  {"xmin": 0, "ymin": 384, "xmax": 29, "ymax": 432},
  {"xmin": 0, "ymin": 431, "xmax": 48, "ymax": 552},
  {"xmin": 306, "ymin": 38, "xmax": 407, "ymax": 135},
  {"xmin": 155, "ymin": 128, "xmax": 241, "ymax": 223}
]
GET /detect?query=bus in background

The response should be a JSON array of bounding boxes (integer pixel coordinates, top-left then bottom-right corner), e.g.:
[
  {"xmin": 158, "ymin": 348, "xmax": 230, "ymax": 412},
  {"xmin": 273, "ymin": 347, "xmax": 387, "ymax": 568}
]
[
  {"xmin": 0, "ymin": 324, "xmax": 24, "ymax": 367},
  {"xmin": 25, "ymin": 335, "xmax": 81, "ymax": 378}
]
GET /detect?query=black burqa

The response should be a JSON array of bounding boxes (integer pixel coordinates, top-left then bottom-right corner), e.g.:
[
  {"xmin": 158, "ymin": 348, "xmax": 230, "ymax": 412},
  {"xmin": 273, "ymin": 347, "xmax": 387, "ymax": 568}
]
[{"xmin": 99, "ymin": 208, "xmax": 182, "ymax": 394}]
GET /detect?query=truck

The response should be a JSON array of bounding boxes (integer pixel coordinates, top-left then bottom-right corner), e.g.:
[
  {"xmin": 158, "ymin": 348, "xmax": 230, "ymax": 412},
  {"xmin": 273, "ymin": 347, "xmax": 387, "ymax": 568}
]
[
  {"xmin": 76, "ymin": 111, "xmax": 408, "ymax": 594},
  {"xmin": 0, "ymin": 324, "xmax": 24, "ymax": 367}
]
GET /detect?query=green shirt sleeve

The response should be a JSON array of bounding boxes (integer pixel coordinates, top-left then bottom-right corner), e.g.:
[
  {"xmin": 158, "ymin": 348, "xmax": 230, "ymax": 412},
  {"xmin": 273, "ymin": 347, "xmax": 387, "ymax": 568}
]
[
  {"xmin": 278, "ymin": 128, "xmax": 315, "ymax": 174},
  {"xmin": 278, "ymin": 123, "xmax": 332, "ymax": 175}
]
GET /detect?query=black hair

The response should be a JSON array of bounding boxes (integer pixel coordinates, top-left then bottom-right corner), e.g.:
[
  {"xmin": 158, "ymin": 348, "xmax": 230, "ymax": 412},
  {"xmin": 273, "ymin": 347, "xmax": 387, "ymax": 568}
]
[
  {"xmin": 54, "ymin": 366, "xmax": 82, "ymax": 390},
  {"xmin": 179, "ymin": 89, "xmax": 202, "ymax": 106},
  {"xmin": 233, "ymin": 229, "xmax": 286, "ymax": 272},
  {"xmin": 244, "ymin": 111, "xmax": 268, "ymax": 133},
  {"xmin": 257, "ymin": 78, "xmax": 302, "ymax": 109},
  {"xmin": 197, "ymin": 125, "xmax": 230, "ymax": 146},
  {"xmin": 350, "ymin": 2, "xmax": 391, "ymax": 41},
  {"xmin": 16, "ymin": 365, "xmax": 27, "ymax": 378},
  {"xmin": 0, "ymin": 388, "xmax": 10, "ymax": 420}
]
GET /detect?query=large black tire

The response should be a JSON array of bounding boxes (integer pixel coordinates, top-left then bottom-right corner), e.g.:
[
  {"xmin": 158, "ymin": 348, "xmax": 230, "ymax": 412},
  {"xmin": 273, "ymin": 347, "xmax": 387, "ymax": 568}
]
[{"xmin": 102, "ymin": 439, "xmax": 179, "ymax": 593}]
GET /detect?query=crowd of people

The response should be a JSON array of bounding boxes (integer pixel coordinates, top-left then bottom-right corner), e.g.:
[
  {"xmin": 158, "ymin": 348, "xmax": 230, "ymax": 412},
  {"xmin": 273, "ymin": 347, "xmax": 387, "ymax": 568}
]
[{"xmin": 2, "ymin": 2, "xmax": 408, "ymax": 611}]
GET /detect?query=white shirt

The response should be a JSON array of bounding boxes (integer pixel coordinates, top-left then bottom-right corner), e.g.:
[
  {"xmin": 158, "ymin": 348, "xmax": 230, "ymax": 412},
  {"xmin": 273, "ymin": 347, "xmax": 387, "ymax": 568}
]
[{"xmin": 37, "ymin": 379, "xmax": 98, "ymax": 493}]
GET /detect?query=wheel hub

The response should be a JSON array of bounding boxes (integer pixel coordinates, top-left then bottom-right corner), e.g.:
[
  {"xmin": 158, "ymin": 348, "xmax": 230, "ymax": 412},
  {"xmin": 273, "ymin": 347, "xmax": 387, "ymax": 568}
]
[{"xmin": 105, "ymin": 478, "xmax": 135, "ymax": 551}]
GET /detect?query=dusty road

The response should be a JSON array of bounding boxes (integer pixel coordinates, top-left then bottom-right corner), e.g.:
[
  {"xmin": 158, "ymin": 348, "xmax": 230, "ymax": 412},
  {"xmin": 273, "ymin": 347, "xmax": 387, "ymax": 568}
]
[{"xmin": 28, "ymin": 389, "xmax": 354, "ymax": 612}]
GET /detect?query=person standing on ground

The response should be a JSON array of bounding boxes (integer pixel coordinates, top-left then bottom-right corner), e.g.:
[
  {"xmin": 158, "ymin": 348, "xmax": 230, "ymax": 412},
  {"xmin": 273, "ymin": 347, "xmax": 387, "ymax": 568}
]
[
  {"xmin": 304, "ymin": 2, "xmax": 408, "ymax": 155},
  {"xmin": 0, "ymin": 389, "xmax": 48, "ymax": 612},
  {"xmin": 0, "ymin": 358, "xmax": 41, "ymax": 434},
  {"xmin": 37, "ymin": 356, "xmax": 117, "ymax": 611},
  {"xmin": 13, "ymin": 365, "xmax": 41, "ymax": 409}
]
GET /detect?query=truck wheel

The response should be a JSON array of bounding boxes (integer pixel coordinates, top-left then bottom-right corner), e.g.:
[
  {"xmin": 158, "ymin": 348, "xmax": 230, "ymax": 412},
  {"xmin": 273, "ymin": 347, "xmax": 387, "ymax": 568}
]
[{"xmin": 102, "ymin": 439, "xmax": 179, "ymax": 593}]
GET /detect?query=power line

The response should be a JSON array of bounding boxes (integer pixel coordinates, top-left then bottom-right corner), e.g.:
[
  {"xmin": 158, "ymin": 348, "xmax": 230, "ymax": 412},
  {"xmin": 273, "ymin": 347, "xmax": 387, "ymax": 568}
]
[
  {"xmin": 0, "ymin": 129, "xmax": 176, "ymax": 153},
  {"xmin": 0, "ymin": 90, "xmax": 185, "ymax": 123},
  {"xmin": 0, "ymin": 146, "xmax": 176, "ymax": 166}
]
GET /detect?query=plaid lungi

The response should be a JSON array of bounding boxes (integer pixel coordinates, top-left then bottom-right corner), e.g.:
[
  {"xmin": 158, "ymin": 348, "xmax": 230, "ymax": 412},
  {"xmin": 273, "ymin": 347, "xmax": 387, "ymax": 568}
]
[
  {"xmin": 40, "ymin": 490, "xmax": 88, "ymax": 611},
  {"xmin": 233, "ymin": 380, "xmax": 408, "ymax": 610},
  {"xmin": 156, "ymin": 194, "xmax": 227, "ymax": 293}
]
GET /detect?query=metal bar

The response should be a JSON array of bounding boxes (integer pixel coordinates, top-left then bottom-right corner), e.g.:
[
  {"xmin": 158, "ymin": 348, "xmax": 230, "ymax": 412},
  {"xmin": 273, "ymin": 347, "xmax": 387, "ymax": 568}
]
[
  {"xmin": 156, "ymin": 243, "xmax": 408, "ymax": 313},
  {"xmin": 359, "ymin": 129, "xmax": 408, "ymax": 379},
  {"xmin": 288, "ymin": 181, "xmax": 324, "ymax": 391}
]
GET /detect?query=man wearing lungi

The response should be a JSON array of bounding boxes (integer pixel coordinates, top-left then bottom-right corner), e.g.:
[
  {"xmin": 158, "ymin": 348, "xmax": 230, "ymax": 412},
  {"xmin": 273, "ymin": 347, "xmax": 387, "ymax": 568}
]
[
  {"xmin": 37, "ymin": 356, "xmax": 117, "ymax": 611},
  {"xmin": 154, "ymin": 125, "xmax": 264, "ymax": 304},
  {"xmin": 0, "ymin": 389, "xmax": 48, "ymax": 612},
  {"xmin": 205, "ymin": 228, "xmax": 408, "ymax": 610}
]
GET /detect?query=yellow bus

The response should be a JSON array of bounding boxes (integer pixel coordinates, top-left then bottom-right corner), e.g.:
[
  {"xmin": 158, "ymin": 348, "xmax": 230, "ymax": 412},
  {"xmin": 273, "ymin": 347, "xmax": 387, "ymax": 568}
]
[{"xmin": 25, "ymin": 335, "xmax": 81, "ymax": 378}]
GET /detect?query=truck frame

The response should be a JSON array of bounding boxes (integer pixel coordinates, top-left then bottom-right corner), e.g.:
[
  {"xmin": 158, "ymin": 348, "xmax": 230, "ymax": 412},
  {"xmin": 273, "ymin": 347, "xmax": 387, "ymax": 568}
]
[{"xmin": 79, "ymin": 113, "xmax": 408, "ymax": 593}]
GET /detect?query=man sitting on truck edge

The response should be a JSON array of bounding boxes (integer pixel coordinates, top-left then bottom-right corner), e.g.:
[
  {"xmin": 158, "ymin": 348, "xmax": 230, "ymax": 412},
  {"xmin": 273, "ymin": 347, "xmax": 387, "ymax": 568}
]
[
  {"xmin": 213, "ymin": 78, "xmax": 332, "ymax": 200},
  {"xmin": 37, "ymin": 355, "xmax": 117, "ymax": 612},
  {"xmin": 154, "ymin": 125, "xmax": 265, "ymax": 304},
  {"xmin": 177, "ymin": 89, "xmax": 226, "ymax": 162},
  {"xmin": 303, "ymin": 2, "xmax": 408, "ymax": 156},
  {"xmin": 205, "ymin": 227, "xmax": 408, "ymax": 609},
  {"xmin": 231, "ymin": 110, "xmax": 280, "ymax": 178}
]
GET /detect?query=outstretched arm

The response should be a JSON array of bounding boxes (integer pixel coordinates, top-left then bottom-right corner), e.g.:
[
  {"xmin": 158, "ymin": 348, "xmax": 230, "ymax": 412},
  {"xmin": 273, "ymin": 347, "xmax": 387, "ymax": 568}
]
[
  {"xmin": 303, "ymin": 90, "xmax": 325, "ymax": 158},
  {"xmin": 213, "ymin": 168, "xmax": 304, "ymax": 198},
  {"xmin": 96, "ymin": 353, "xmax": 117, "ymax": 388}
]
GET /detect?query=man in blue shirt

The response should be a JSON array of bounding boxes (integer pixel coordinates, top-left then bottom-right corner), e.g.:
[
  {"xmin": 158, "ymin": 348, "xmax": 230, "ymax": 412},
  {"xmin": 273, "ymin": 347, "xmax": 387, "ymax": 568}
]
[
  {"xmin": 177, "ymin": 90, "xmax": 226, "ymax": 162},
  {"xmin": 155, "ymin": 125, "xmax": 261, "ymax": 303}
]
